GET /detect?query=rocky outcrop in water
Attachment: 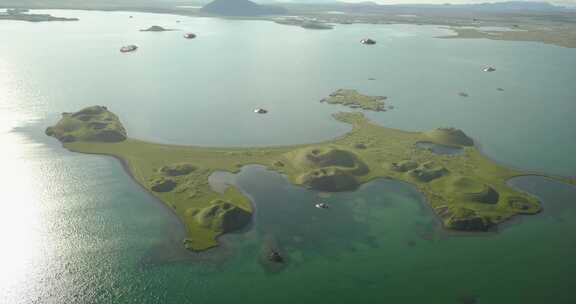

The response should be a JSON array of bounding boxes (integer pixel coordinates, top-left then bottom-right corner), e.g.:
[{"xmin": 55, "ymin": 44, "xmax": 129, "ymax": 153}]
[{"xmin": 45, "ymin": 106, "xmax": 127, "ymax": 143}]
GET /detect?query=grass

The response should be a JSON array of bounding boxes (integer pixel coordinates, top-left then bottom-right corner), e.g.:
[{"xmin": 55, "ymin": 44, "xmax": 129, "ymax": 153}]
[
  {"xmin": 48, "ymin": 106, "xmax": 566, "ymax": 251},
  {"xmin": 438, "ymin": 26, "xmax": 576, "ymax": 49},
  {"xmin": 320, "ymin": 89, "xmax": 388, "ymax": 112}
]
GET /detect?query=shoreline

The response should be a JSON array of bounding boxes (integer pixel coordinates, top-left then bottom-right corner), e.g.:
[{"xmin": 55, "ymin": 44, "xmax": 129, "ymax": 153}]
[
  {"xmin": 46, "ymin": 106, "xmax": 569, "ymax": 251},
  {"xmin": 62, "ymin": 138, "xmax": 573, "ymax": 253},
  {"xmin": 4, "ymin": 7, "xmax": 576, "ymax": 48},
  {"xmin": 28, "ymin": 112, "xmax": 572, "ymax": 254}
]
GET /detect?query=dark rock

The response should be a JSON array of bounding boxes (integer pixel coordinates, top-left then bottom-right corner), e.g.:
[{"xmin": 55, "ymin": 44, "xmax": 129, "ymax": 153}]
[
  {"xmin": 458, "ymin": 294, "xmax": 479, "ymax": 304},
  {"xmin": 268, "ymin": 251, "xmax": 284, "ymax": 263}
]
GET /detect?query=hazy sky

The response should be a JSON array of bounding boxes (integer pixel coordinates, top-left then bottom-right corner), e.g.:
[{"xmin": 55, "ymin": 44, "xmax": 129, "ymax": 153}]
[{"xmin": 282, "ymin": 0, "xmax": 576, "ymax": 6}]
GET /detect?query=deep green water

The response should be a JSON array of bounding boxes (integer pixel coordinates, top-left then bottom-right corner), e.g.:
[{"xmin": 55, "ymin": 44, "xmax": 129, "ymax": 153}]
[{"xmin": 1, "ymin": 10, "xmax": 575, "ymax": 304}]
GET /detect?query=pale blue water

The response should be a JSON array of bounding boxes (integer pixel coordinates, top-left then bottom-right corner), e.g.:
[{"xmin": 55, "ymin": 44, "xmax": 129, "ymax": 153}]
[{"xmin": 1, "ymin": 10, "xmax": 575, "ymax": 304}]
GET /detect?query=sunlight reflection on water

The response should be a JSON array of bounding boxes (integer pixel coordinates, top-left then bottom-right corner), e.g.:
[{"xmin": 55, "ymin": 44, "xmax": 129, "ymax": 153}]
[
  {"xmin": 0, "ymin": 119, "xmax": 44, "ymax": 303},
  {"xmin": 0, "ymin": 58, "xmax": 50, "ymax": 303}
]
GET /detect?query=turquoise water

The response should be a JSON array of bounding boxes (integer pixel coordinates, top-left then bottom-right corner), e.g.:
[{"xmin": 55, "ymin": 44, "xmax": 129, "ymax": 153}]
[{"xmin": 1, "ymin": 10, "xmax": 575, "ymax": 303}]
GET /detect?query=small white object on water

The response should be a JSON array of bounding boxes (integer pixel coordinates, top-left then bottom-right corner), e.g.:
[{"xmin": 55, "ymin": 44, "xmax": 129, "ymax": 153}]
[
  {"xmin": 184, "ymin": 33, "xmax": 196, "ymax": 39},
  {"xmin": 120, "ymin": 45, "xmax": 138, "ymax": 53},
  {"xmin": 360, "ymin": 38, "xmax": 376, "ymax": 45}
]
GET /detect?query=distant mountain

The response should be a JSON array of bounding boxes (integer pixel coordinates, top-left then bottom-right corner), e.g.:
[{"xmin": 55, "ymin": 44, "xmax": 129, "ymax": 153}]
[
  {"xmin": 280, "ymin": 1, "xmax": 571, "ymax": 14},
  {"xmin": 442, "ymin": 1, "xmax": 566, "ymax": 11},
  {"xmin": 201, "ymin": 0, "xmax": 286, "ymax": 16}
]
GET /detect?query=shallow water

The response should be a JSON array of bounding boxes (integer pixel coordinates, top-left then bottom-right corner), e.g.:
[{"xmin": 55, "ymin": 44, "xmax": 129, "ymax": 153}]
[{"xmin": 1, "ymin": 9, "xmax": 575, "ymax": 304}]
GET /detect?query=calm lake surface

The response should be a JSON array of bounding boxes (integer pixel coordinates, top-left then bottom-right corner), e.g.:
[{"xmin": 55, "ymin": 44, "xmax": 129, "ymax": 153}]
[{"xmin": 1, "ymin": 10, "xmax": 575, "ymax": 304}]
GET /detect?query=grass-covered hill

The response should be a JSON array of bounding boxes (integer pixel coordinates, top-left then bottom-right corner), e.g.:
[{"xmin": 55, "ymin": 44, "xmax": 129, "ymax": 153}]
[{"xmin": 46, "ymin": 102, "xmax": 567, "ymax": 251}]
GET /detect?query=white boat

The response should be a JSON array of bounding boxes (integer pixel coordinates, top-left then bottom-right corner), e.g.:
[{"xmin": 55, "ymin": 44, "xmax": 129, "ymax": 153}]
[
  {"xmin": 184, "ymin": 33, "xmax": 197, "ymax": 39},
  {"xmin": 315, "ymin": 202, "xmax": 329, "ymax": 209},
  {"xmin": 254, "ymin": 108, "xmax": 268, "ymax": 114},
  {"xmin": 482, "ymin": 66, "xmax": 496, "ymax": 72},
  {"xmin": 360, "ymin": 38, "xmax": 376, "ymax": 45},
  {"xmin": 120, "ymin": 45, "xmax": 138, "ymax": 53}
]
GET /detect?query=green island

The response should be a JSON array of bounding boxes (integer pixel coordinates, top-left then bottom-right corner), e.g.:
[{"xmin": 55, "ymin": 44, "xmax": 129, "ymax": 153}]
[
  {"xmin": 46, "ymin": 102, "xmax": 571, "ymax": 251},
  {"xmin": 140, "ymin": 25, "xmax": 175, "ymax": 32},
  {"xmin": 275, "ymin": 18, "xmax": 334, "ymax": 30},
  {"xmin": 321, "ymin": 89, "xmax": 388, "ymax": 112},
  {"xmin": 0, "ymin": 9, "xmax": 78, "ymax": 22},
  {"xmin": 438, "ymin": 26, "xmax": 576, "ymax": 49}
]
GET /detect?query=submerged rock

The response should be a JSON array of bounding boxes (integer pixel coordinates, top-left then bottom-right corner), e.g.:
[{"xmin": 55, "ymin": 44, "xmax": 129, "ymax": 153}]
[
  {"xmin": 259, "ymin": 235, "xmax": 287, "ymax": 273},
  {"xmin": 268, "ymin": 250, "xmax": 284, "ymax": 263}
]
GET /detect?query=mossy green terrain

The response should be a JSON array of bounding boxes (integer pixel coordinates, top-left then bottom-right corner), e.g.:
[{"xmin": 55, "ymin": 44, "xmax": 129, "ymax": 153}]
[
  {"xmin": 320, "ymin": 89, "xmax": 388, "ymax": 111},
  {"xmin": 45, "ymin": 106, "xmax": 127, "ymax": 143},
  {"xmin": 46, "ymin": 105, "xmax": 562, "ymax": 251}
]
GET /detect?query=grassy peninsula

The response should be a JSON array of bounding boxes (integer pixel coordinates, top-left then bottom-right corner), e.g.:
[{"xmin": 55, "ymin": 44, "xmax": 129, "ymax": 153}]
[
  {"xmin": 321, "ymin": 89, "xmax": 388, "ymax": 112},
  {"xmin": 46, "ymin": 103, "xmax": 561, "ymax": 251},
  {"xmin": 0, "ymin": 10, "xmax": 78, "ymax": 22}
]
